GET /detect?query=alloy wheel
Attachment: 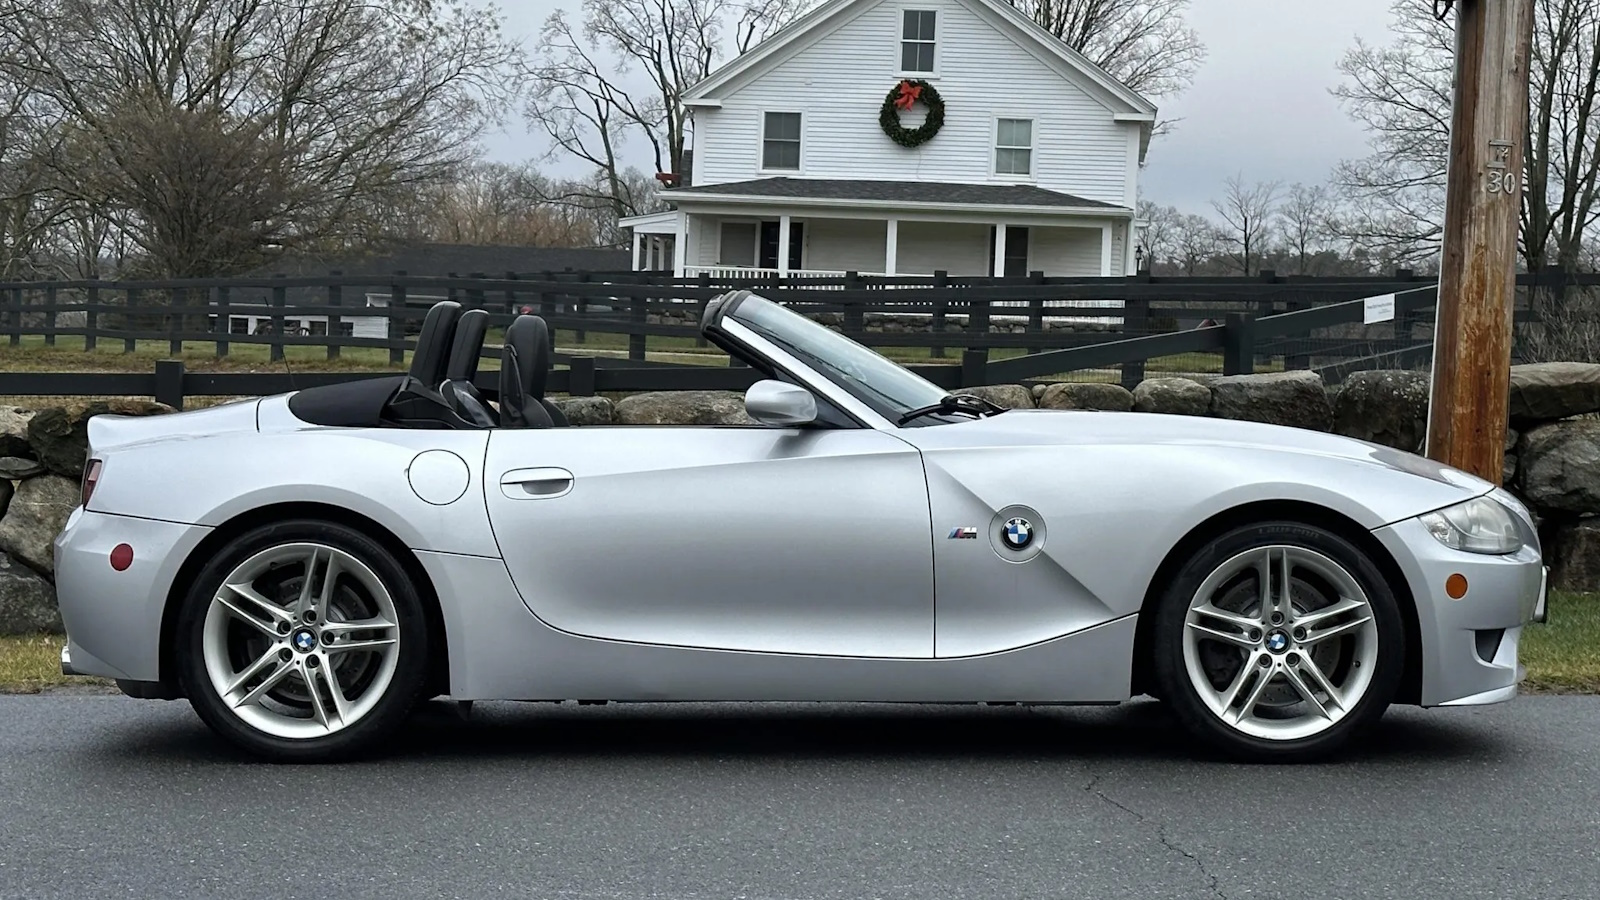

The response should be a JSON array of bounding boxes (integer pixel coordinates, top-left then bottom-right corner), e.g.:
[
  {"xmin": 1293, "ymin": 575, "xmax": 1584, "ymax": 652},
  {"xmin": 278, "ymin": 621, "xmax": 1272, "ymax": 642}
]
[
  {"xmin": 1180, "ymin": 544, "xmax": 1379, "ymax": 742},
  {"xmin": 200, "ymin": 542, "xmax": 401, "ymax": 740}
]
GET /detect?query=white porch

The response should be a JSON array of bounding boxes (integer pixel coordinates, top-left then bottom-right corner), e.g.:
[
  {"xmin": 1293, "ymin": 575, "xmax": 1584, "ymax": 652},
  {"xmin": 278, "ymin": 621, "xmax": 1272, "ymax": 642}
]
[{"xmin": 649, "ymin": 210, "xmax": 1135, "ymax": 280}]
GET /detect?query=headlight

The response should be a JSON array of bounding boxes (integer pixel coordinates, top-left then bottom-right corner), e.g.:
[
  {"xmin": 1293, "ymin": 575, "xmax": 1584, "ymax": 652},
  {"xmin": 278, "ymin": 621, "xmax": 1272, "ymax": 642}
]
[{"xmin": 1420, "ymin": 496, "xmax": 1523, "ymax": 555}]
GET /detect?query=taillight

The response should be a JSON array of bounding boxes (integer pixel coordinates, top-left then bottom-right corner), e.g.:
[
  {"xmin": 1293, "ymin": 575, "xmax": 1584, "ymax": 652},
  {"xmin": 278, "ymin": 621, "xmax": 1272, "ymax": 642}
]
[{"xmin": 82, "ymin": 459, "xmax": 102, "ymax": 508}]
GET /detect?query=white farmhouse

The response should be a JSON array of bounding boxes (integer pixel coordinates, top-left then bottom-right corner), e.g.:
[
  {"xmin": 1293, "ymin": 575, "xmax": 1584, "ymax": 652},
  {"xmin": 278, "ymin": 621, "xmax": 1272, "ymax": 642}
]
[{"xmin": 622, "ymin": 0, "xmax": 1156, "ymax": 279}]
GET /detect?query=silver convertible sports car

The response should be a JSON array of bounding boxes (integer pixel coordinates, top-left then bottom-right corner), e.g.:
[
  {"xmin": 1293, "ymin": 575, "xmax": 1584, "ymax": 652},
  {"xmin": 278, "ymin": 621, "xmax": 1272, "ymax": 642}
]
[{"xmin": 55, "ymin": 291, "xmax": 1546, "ymax": 762}]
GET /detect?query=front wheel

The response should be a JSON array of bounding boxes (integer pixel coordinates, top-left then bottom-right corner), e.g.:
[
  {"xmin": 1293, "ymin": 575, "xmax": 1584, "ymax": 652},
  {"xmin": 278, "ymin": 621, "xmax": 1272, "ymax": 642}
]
[
  {"xmin": 1151, "ymin": 521, "xmax": 1405, "ymax": 762},
  {"xmin": 176, "ymin": 520, "xmax": 430, "ymax": 762}
]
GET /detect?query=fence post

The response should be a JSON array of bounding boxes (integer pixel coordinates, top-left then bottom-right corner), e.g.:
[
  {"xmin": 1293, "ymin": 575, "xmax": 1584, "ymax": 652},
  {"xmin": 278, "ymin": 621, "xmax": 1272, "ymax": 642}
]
[
  {"xmin": 389, "ymin": 272, "xmax": 407, "ymax": 367},
  {"xmin": 168, "ymin": 286, "xmax": 183, "ymax": 355},
  {"xmin": 1223, "ymin": 312, "xmax": 1256, "ymax": 375},
  {"xmin": 569, "ymin": 355, "xmax": 596, "ymax": 397},
  {"xmin": 696, "ymin": 272, "xmax": 712, "ymax": 347},
  {"xmin": 1283, "ymin": 299, "xmax": 1310, "ymax": 370},
  {"xmin": 504, "ymin": 271, "xmax": 519, "ymax": 318},
  {"xmin": 629, "ymin": 293, "xmax": 647, "ymax": 361},
  {"xmin": 843, "ymin": 271, "xmax": 865, "ymax": 336},
  {"xmin": 215, "ymin": 285, "xmax": 230, "ymax": 357},
  {"xmin": 1026, "ymin": 270, "xmax": 1045, "ymax": 355},
  {"xmin": 930, "ymin": 270, "xmax": 948, "ymax": 359},
  {"xmin": 270, "ymin": 275, "xmax": 286, "ymax": 362},
  {"xmin": 326, "ymin": 270, "xmax": 342, "ymax": 360},
  {"xmin": 154, "ymin": 359, "xmax": 185, "ymax": 410},
  {"xmin": 43, "ymin": 285, "xmax": 56, "ymax": 347},
  {"xmin": 85, "ymin": 284, "xmax": 98, "ymax": 352},
  {"xmin": 9, "ymin": 287, "xmax": 20, "ymax": 347},
  {"xmin": 1121, "ymin": 296, "xmax": 1150, "ymax": 389},
  {"xmin": 961, "ymin": 348, "xmax": 989, "ymax": 388},
  {"xmin": 123, "ymin": 288, "xmax": 137, "ymax": 353}
]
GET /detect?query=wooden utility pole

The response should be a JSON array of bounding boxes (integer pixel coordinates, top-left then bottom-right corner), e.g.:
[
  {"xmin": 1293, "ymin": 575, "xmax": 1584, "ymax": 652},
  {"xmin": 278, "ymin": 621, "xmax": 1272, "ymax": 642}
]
[{"xmin": 1425, "ymin": 0, "xmax": 1537, "ymax": 484}]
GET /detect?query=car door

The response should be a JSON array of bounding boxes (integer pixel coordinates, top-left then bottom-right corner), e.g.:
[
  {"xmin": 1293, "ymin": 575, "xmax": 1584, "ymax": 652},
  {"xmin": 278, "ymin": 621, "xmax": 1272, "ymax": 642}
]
[{"xmin": 482, "ymin": 424, "xmax": 935, "ymax": 658}]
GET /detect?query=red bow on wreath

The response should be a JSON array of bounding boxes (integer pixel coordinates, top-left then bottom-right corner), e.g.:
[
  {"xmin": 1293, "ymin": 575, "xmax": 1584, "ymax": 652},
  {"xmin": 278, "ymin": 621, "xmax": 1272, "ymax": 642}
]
[{"xmin": 893, "ymin": 80, "xmax": 923, "ymax": 111}]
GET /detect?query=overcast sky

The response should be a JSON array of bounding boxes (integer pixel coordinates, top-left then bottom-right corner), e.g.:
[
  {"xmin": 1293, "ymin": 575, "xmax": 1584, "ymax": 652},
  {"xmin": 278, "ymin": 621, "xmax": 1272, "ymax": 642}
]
[{"xmin": 487, "ymin": 0, "xmax": 1404, "ymax": 216}]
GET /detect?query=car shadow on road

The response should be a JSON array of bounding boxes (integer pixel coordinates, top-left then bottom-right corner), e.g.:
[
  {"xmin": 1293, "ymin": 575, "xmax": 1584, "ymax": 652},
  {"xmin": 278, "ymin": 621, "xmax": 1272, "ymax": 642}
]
[{"xmin": 98, "ymin": 697, "xmax": 1513, "ymax": 767}]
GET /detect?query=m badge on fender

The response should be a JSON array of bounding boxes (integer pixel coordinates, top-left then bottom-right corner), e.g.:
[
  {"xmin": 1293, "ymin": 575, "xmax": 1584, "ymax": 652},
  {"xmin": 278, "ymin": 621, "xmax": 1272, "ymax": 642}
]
[{"xmin": 948, "ymin": 527, "xmax": 979, "ymax": 539}]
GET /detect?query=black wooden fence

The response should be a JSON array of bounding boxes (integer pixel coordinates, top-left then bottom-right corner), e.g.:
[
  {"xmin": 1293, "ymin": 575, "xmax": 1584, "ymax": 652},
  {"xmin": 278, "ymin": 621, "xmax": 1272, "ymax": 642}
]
[{"xmin": 0, "ymin": 268, "xmax": 1580, "ymax": 408}]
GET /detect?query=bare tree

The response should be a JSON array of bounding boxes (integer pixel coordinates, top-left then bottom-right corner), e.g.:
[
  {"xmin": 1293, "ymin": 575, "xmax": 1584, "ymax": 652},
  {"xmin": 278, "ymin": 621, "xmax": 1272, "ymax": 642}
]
[
  {"xmin": 1332, "ymin": 0, "xmax": 1600, "ymax": 273},
  {"xmin": 1171, "ymin": 212, "xmax": 1221, "ymax": 276},
  {"xmin": 1135, "ymin": 199, "xmax": 1179, "ymax": 270},
  {"xmin": 0, "ymin": 0, "xmax": 521, "ymax": 277},
  {"xmin": 1210, "ymin": 173, "xmax": 1281, "ymax": 276},
  {"xmin": 1006, "ymin": 0, "xmax": 1205, "ymax": 113},
  {"xmin": 1276, "ymin": 183, "xmax": 1336, "ymax": 275},
  {"xmin": 523, "ymin": 0, "xmax": 814, "ymax": 222}
]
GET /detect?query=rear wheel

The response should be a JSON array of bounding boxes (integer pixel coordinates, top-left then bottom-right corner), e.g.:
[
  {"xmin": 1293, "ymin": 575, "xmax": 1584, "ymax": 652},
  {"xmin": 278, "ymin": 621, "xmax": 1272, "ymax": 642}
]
[
  {"xmin": 1151, "ymin": 520, "xmax": 1404, "ymax": 762},
  {"xmin": 176, "ymin": 520, "xmax": 429, "ymax": 761}
]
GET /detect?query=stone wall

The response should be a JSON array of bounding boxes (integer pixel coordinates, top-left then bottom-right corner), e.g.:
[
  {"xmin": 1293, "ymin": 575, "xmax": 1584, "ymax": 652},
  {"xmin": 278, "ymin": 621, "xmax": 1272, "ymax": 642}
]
[{"xmin": 5, "ymin": 365, "xmax": 1599, "ymax": 633}]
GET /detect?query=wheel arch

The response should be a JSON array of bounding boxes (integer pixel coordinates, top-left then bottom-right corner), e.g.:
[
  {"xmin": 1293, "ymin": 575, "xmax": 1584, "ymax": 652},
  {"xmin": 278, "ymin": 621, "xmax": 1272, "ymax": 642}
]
[
  {"xmin": 158, "ymin": 501, "xmax": 451, "ymax": 697},
  {"xmin": 1129, "ymin": 499, "xmax": 1422, "ymax": 705}
]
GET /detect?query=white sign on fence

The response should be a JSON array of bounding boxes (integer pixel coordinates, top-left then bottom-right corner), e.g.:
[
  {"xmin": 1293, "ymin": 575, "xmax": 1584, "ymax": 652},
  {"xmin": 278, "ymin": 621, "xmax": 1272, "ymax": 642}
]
[{"xmin": 1363, "ymin": 293, "xmax": 1397, "ymax": 324}]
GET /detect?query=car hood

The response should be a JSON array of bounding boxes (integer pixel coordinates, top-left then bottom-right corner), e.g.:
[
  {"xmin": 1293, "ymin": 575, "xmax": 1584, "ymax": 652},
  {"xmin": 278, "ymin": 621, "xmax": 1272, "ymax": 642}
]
[{"xmin": 900, "ymin": 408, "xmax": 1496, "ymax": 496}]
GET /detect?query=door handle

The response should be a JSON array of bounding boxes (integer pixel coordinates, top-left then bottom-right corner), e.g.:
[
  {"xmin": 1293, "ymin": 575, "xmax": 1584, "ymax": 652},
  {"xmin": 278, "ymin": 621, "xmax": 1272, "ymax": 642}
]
[{"xmin": 500, "ymin": 467, "xmax": 574, "ymax": 499}]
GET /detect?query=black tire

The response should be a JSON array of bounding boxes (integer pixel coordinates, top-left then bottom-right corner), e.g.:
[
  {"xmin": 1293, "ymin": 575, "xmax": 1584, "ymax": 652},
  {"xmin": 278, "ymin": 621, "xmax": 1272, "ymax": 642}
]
[
  {"xmin": 176, "ymin": 519, "xmax": 430, "ymax": 762},
  {"xmin": 1150, "ymin": 520, "xmax": 1405, "ymax": 763}
]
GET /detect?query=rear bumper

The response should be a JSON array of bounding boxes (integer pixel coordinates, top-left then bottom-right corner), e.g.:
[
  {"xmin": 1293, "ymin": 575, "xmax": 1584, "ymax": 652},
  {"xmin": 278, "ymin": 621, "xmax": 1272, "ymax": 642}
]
[
  {"xmin": 1372, "ymin": 516, "xmax": 1545, "ymax": 707},
  {"xmin": 53, "ymin": 506, "xmax": 212, "ymax": 683}
]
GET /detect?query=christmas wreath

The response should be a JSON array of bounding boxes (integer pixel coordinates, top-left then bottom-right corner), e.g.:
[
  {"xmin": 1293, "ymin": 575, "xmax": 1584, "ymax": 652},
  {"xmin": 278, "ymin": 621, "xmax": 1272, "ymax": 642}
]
[{"xmin": 879, "ymin": 79, "xmax": 944, "ymax": 148}]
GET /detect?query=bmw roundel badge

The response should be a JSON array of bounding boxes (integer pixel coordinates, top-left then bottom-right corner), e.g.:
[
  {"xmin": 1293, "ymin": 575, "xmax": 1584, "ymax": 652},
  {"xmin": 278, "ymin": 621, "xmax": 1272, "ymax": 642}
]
[{"xmin": 1002, "ymin": 517, "xmax": 1033, "ymax": 550}]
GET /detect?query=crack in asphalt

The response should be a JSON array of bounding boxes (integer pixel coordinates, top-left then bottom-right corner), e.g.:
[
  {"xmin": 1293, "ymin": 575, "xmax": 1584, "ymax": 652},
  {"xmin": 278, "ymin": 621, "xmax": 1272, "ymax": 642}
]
[{"xmin": 1083, "ymin": 773, "xmax": 1228, "ymax": 900}]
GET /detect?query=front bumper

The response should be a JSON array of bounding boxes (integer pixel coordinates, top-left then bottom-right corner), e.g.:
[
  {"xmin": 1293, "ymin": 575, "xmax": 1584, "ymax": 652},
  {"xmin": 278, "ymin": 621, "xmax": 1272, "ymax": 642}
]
[
  {"xmin": 1372, "ymin": 516, "xmax": 1545, "ymax": 707},
  {"xmin": 53, "ymin": 506, "xmax": 213, "ymax": 683}
]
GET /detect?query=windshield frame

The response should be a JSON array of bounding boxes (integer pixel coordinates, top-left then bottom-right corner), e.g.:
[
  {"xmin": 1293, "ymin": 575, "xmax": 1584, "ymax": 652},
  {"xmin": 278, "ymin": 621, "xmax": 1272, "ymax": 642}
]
[{"xmin": 705, "ymin": 291, "xmax": 968, "ymax": 428}]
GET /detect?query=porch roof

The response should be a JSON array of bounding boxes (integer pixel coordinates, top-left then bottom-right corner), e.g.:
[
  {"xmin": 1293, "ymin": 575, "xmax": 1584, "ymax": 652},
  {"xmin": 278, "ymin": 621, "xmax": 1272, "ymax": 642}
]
[{"xmin": 665, "ymin": 178, "xmax": 1129, "ymax": 216}]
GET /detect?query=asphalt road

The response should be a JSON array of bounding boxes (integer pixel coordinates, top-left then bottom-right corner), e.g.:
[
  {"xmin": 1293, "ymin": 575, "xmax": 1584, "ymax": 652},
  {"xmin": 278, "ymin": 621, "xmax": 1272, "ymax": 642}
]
[{"xmin": 1, "ymin": 693, "xmax": 1597, "ymax": 900}]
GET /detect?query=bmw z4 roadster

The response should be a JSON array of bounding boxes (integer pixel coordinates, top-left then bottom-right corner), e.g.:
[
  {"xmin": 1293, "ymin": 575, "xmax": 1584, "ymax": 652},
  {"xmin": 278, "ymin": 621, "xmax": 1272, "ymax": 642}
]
[{"xmin": 54, "ymin": 291, "xmax": 1547, "ymax": 762}]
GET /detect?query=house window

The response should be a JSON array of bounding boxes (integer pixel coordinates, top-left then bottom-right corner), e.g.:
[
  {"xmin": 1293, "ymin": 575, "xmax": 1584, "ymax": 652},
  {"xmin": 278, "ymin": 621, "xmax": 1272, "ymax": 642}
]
[
  {"xmin": 995, "ymin": 118, "xmax": 1033, "ymax": 176},
  {"xmin": 229, "ymin": 316, "xmax": 249, "ymax": 335},
  {"xmin": 901, "ymin": 10, "xmax": 936, "ymax": 72},
  {"xmin": 762, "ymin": 112, "xmax": 801, "ymax": 170},
  {"xmin": 336, "ymin": 321, "xmax": 354, "ymax": 337},
  {"xmin": 308, "ymin": 319, "xmax": 328, "ymax": 337}
]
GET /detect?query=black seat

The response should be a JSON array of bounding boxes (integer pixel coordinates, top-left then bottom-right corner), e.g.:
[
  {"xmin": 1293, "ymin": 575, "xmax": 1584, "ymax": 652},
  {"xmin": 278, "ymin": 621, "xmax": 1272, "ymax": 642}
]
[
  {"xmin": 499, "ymin": 315, "xmax": 557, "ymax": 429},
  {"xmin": 439, "ymin": 308, "xmax": 495, "ymax": 427},
  {"xmin": 408, "ymin": 301, "xmax": 463, "ymax": 386},
  {"xmin": 380, "ymin": 300, "xmax": 483, "ymax": 429}
]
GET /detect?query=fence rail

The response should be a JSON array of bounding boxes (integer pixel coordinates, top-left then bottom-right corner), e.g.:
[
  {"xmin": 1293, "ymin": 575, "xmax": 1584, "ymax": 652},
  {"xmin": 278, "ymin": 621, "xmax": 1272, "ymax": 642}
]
[{"xmin": 0, "ymin": 268, "xmax": 1590, "ymax": 407}]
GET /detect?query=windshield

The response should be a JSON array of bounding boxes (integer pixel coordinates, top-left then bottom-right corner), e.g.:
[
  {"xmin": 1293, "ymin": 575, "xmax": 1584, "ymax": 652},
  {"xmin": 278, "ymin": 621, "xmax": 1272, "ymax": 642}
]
[{"xmin": 726, "ymin": 294, "xmax": 951, "ymax": 422}]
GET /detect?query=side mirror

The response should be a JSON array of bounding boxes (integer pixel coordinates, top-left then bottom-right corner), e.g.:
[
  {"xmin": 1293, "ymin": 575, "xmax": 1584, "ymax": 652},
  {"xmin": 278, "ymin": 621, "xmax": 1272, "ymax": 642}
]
[{"xmin": 744, "ymin": 379, "xmax": 817, "ymax": 427}]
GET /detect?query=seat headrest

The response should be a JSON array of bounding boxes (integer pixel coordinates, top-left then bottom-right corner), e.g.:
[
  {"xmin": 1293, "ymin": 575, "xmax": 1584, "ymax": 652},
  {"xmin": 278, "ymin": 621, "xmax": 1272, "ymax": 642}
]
[
  {"xmin": 499, "ymin": 314, "xmax": 556, "ymax": 429},
  {"xmin": 444, "ymin": 308, "xmax": 488, "ymax": 383},
  {"xmin": 408, "ymin": 301, "xmax": 463, "ymax": 386},
  {"xmin": 504, "ymin": 314, "xmax": 552, "ymax": 400}
]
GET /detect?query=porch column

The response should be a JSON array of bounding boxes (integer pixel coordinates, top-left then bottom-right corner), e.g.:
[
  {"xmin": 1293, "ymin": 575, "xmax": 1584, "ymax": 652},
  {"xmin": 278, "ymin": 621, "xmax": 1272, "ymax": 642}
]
[
  {"xmin": 884, "ymin": 218, "xmax": 899, "ymax": 276},
  {"xmin": 778, "ymin": 214, "xmax": 792, "ymax": 276},
  {"xmin": 650, "ymin": 236, "xmax": 661, "ymax": 270},
  {"xmin": 673, "ymin": 212, "xmax": 688, "ymax": 277},
  {"xmin": 632, "ymin": 231, "xmax": 643, "ymax": 270},
  {"xmin": 1100, "ymin": 222, "xmax": 1114, "ymax": 276},
  {"xmin": 992, "ymin": 223, "xmax": 1008, "ymax": 277}
]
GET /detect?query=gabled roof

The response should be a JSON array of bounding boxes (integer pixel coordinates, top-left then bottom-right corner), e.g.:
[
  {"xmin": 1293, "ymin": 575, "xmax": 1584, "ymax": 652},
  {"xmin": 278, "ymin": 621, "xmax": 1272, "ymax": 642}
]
[
  {"xmin": 682, "ymin": 0, "xmax": 1156, "ymax": 121},
  {"xmin": 667, "ymin": 178, "xmax": 1125, "ymax": 213}
]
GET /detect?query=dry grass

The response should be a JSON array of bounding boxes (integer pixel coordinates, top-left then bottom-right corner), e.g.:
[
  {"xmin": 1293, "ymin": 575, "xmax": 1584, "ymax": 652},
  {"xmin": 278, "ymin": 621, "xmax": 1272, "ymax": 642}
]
[
  {"xmin": 0, "ymin": 636, "xmax": 112, "ymax": 693},
  {"xmin": 1521, "ymin": 592, "xmax": 1600, "ymax": 693}
]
